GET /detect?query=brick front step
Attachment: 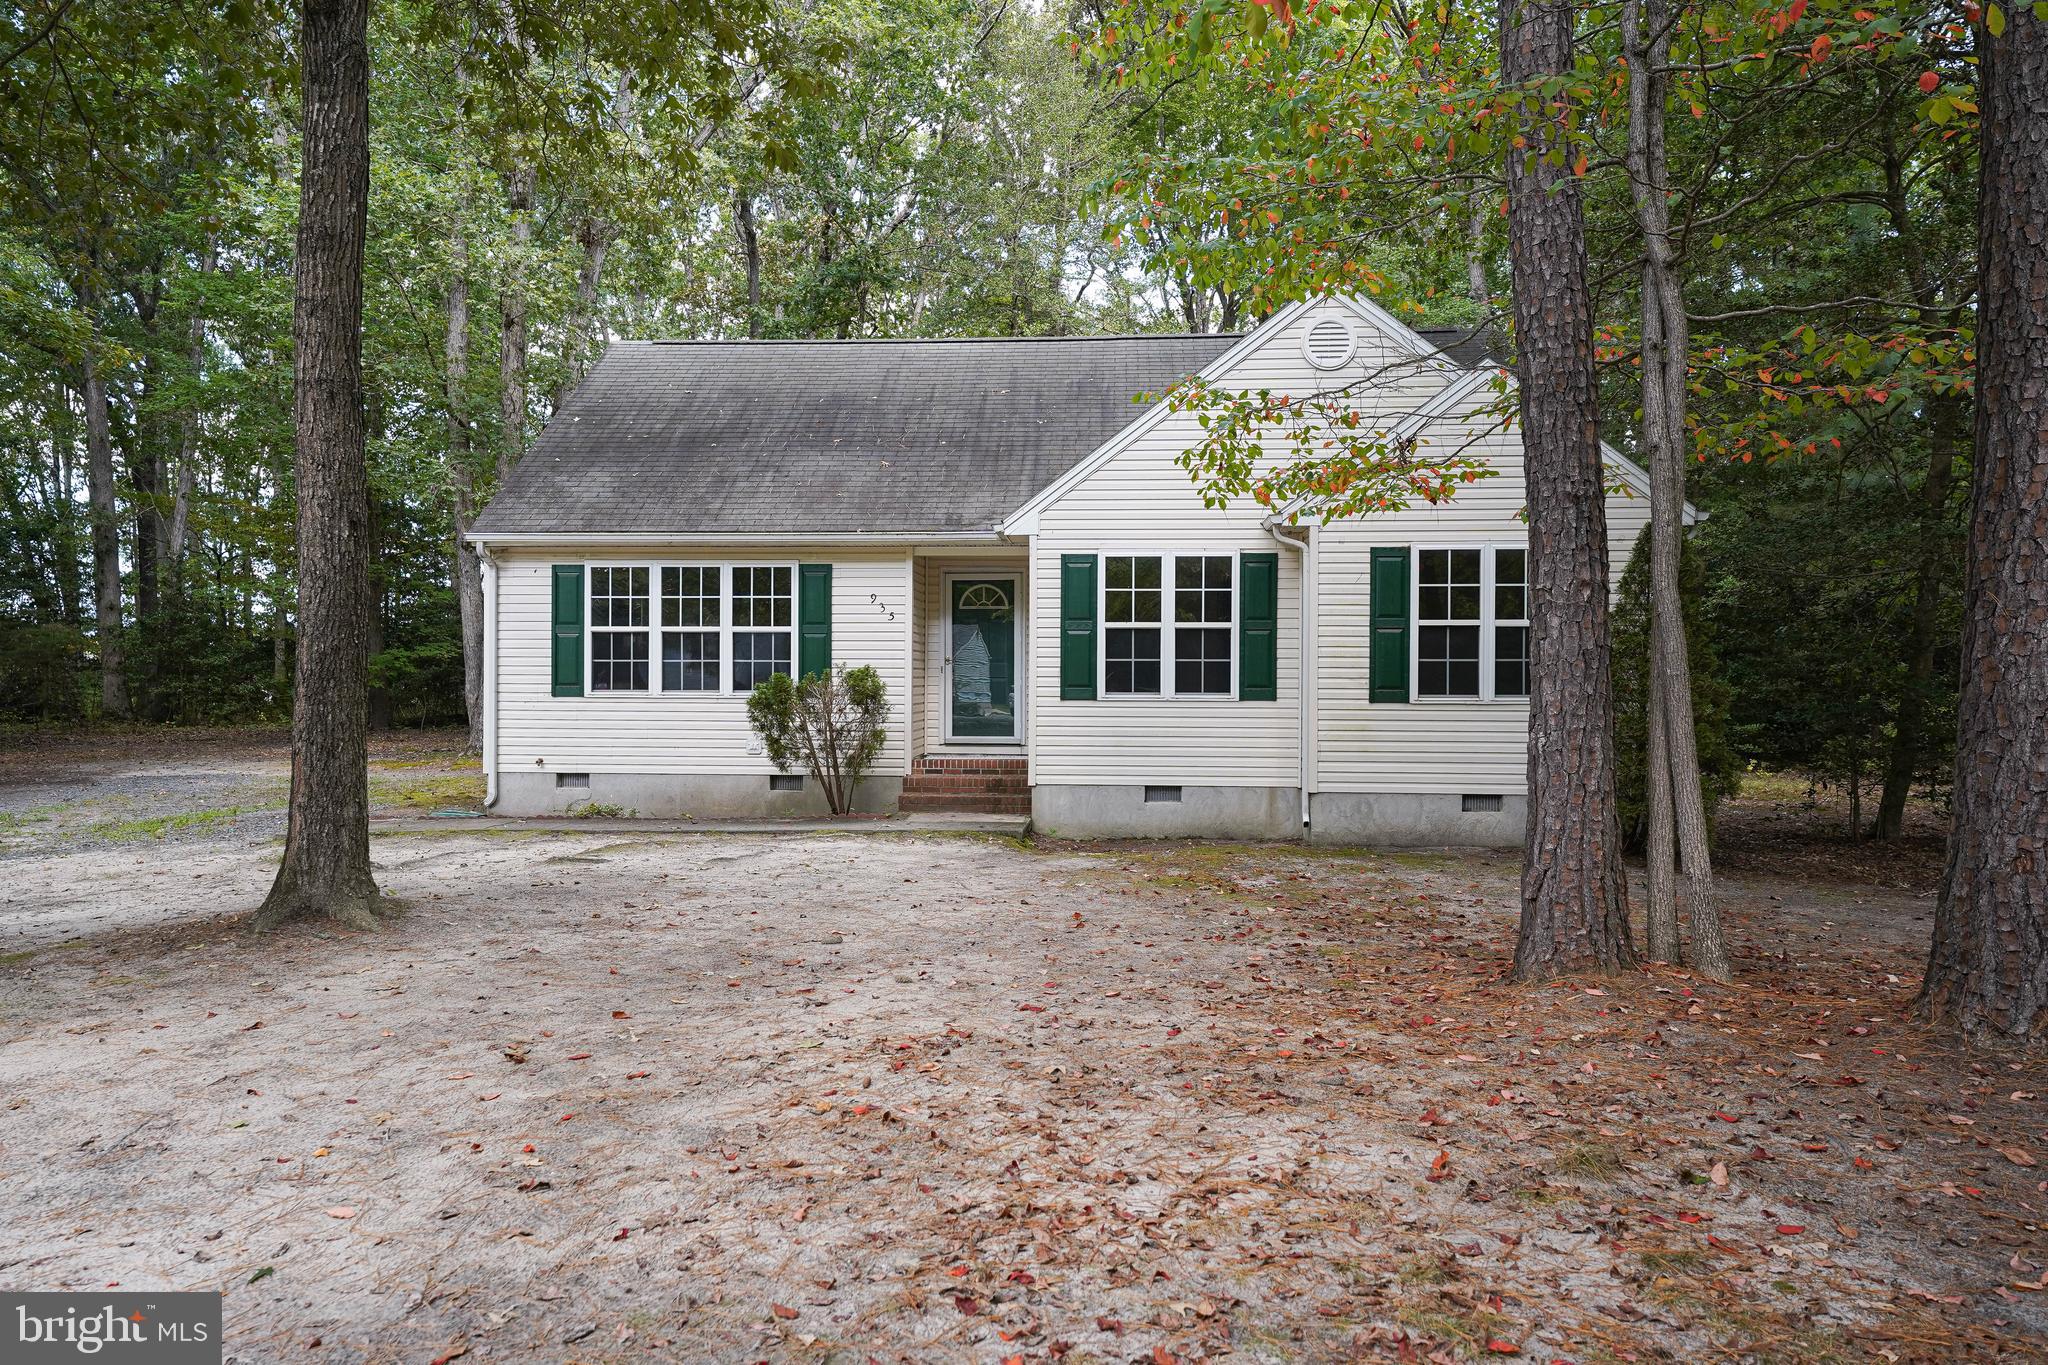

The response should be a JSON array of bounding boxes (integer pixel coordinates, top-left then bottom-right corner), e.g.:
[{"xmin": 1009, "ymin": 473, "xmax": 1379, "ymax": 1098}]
[
  {"xmin": 901, "ymin": 755, "xmax": 1031, "ymax": 815},
  {"xmin": 898, "ymin": 793, "xmax": 1033, "ymax": 815},
  {"xmin": 901, "ymin": 777, "xmax": 1030, "ymax": 795}
]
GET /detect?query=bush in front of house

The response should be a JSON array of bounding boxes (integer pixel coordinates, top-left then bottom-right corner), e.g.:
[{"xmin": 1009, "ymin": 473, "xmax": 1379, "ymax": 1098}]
[{"xmin": 745, "ymin": 664, "xmax": 890, "ymax": 816}]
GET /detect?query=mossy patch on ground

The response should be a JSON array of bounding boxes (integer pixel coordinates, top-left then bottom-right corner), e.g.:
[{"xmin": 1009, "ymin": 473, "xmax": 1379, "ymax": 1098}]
[{"xmin": 369, "ymin": 772, "xmax": 485, "ymax": 811}]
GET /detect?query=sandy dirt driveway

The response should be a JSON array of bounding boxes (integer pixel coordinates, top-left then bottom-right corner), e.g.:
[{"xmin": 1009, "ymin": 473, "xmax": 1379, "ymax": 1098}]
[{"xmin": 0, "ymin": 744, "xmax": 2044, "ymax": 1363}]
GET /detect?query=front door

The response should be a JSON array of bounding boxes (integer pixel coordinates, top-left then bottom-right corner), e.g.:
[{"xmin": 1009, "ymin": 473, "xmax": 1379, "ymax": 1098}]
[{"xmin": 948, "ymin": 578, "xmax": 1017, "ymax": 741}]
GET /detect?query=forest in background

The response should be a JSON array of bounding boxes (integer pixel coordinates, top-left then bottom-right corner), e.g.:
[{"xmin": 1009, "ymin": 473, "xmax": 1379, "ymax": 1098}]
[{"xmin": 0, "ymin": 0, "xmax": 1972, "ymax": 840}]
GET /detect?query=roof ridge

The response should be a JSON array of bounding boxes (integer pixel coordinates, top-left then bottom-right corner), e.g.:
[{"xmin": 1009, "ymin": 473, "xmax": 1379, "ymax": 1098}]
[{"xmin": 637, "ymin": 333, "xmax": 1243, "ymax": 346}]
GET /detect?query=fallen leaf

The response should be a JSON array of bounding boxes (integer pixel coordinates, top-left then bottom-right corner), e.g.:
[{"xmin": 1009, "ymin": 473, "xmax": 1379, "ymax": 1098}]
[
  {"xmin": 770, "ymin": 1303, "xmax": 800, "ymax": 1321},
  {"xmin": 324, "ymin": 1206, "xmax": 356, "ymax": 1220}
]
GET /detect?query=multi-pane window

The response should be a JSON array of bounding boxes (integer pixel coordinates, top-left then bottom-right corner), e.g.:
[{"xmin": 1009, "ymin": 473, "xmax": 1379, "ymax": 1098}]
[
  {"xmin": 1173, "ymin": 555, "xmax": 1233, "ymax": 695},
  {"xmin": 582, "ymin": 563, "xmax": 792, "ymax": 696},
  {"xmin": 1493, "ymin": 549, "xmax": 1530, "ymax": 698},
  {"xmin": 1417, "ymin": 549, "xmax": 1482, "ymax": 698},
  {"xmin": 731, "ymin": 565, "xmax": 793, "ymax": 690},
  {"xmin": 589, "ymin": 566, "xmax": 650, "ymax": 692},
  {"xmin": 1103, "ymin": 555, "xmax": 1163, "ymax": 695},
  {"xmin": 661, "ymin": 565, "xmax": 720, "ymax": 691},
  {"xmin": 1414, "ymin": 546, "xmax": 1528, "ymax": 701},
  {"xmin": 1102, "ymin": 552, "xmax": 1235, "ymax": 697}
]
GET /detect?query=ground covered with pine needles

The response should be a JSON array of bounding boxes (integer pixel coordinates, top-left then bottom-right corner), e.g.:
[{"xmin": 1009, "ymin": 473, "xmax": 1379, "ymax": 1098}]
[{"xmin": 0, "ymin": 738, "xmax": 2041, "ymax": 1362}]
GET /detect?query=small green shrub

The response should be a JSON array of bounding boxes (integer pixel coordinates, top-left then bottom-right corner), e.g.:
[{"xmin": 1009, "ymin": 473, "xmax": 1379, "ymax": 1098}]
[{"xmin": 746, "ymin": 665, "xmax": 889, "ymax": 816}]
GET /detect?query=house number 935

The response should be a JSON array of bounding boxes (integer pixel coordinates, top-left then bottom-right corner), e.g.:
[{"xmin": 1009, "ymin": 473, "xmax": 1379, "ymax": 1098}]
[{"xmin": 869, "ymin": 592, "xmax": 897, "ymax": 622}]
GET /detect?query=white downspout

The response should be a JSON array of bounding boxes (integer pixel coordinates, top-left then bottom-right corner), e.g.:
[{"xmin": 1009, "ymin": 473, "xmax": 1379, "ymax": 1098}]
[
  {"xmin": 1264, "ymin": 519, "xmax": 1311, "ymax": 832},
  {"xmin": 480, "ymin": 544, "xmax": 499, "ymax": 810}
]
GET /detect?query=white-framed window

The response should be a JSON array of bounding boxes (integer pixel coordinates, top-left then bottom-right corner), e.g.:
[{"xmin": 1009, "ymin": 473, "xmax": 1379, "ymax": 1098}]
[
  {"xmin": 661, "ymin": 565, "xmax": 721, "ymax": 691},
  {"xmin": 1102, "ymin": 552, "xmax": 1236, "ymax": 698},
  {"xmin": 1173, "ymin": 554, "xmax": 1234, "ymax": 695},
  {"xmin": 1492, "ymin": 548, "xmax": 1530, "ymax": 698},
  {"xmin": 1413, "ymin": 545, "xmax": 1530, "ymax": 701},
  {"xmin": 730, "ymin": 564, "xmax": 793, "ymax": 691},
  {"xmin": 585, "ymin": 561, "xmax": 794, "ymax": 696},
  {"xmin": 589, "ymin": 565, "xmax": 651, "ymax": 692}
]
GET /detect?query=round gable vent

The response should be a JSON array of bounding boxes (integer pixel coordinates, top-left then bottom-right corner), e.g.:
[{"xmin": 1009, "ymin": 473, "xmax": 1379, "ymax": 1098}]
[{"xmin": 1302, "ymin": 315, "xmax": 1357, "ymax": 370}]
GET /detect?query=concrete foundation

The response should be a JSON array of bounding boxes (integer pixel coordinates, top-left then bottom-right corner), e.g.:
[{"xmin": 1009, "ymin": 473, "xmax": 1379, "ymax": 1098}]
[
  {"xmin": 494, "ymin": 770, "xmax": 903, "ymax": 820},
  {"xmin": 1031, "ymin": 784, "xmax": 1302, "ymax": 840},
  {"xmin": 1308, "ymin": 791, "xmax": 1525, "ymax": 848}
]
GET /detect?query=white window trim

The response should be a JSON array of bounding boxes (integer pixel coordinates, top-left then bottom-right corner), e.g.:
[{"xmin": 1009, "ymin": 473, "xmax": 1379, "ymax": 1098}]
[
  {"xmin": 725, "ymin": 561, "xmax": 798, "ymax": 693},
  {"xmin": 658, "ymin": 562, "xmax": 725, "ymax": 694},
  {"xmin": 1096, "ymin": 550, "xmax": 1240, "ymax": 701},
  {"xmin": 580, "ymin": 560, "xmax": 798, "ymax": 697},
  {"xmin": 1408, "ymin": 543, "xmax": 1529, "ymax": 704},
  {"xmin": 586, "ymin": 562, "xmax": 654, "ymax": 696}
]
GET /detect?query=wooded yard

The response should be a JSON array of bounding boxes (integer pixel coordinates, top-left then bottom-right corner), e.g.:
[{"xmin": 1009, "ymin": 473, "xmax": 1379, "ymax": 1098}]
[{"xmin": 0, "ymin": 736, "xmax": 2040, "ymax": 1362}]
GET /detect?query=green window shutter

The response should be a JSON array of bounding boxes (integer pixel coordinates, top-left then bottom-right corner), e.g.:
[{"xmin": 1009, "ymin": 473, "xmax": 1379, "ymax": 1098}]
[
  {"xmin": 1239, "ymin": 552, "xmax": 1279, "ymax": 701},
  {"xmin": 1059, "ymin": 554, "xmax": 1097, "ymax": 700},
  {"xmin": 798, "ymin": 562, "xmax": 833, "ymax": 678},
  {"xmin": 551, "ymin": 564, "xmax": 584, "ymax": 697},
  {"xmin": 1369, "ymin": 546, "xmax": 1410, "ymax": 703}
]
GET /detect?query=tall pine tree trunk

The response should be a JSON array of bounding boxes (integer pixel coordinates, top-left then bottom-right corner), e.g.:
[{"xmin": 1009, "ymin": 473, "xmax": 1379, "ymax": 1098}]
[
  {"xmin": 1502, "ymin": 0, "xmax": 1636, "ymax": 979},
  {"xmin": 80, "ymin": 287, "xmax": 130, "ymax": 720},
  {"xmin": 554, "ymin": 216, "xmax": 610, "ymax": 408},
  {"xmin": 1624, "ymin": 0, "xmax": 1726, "ymax": 978},
  {"xmin": 498, "ymin": 161, "xmax": 535, "ymax": 485},
  {"xmin": 166, "ymin": 235, "xmax": 217, "ymax": 570},
  {"xmin": 735, "ymin": 189, "xmax": 763, "ymax": 339},
  {"xmin": 1917, "ymin": 7, "xmax": 2048, "ymax": 1041},
  {"xmin": 258, "ymin": 0, "xmax": 383, "ymax": 931},
  {"xmin": 445, "ymin": 233, "xmax": 486, "ymax": 748}
]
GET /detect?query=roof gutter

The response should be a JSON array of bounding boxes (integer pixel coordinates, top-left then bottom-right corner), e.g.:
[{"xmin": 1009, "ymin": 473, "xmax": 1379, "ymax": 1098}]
[
  {"xmin": 1264, "ymin": 518, "xmax": 1313, "ymax": 834},
  {"xmin": 464, "ymin": 530, "xmax": 1006, "ymax": 547}
]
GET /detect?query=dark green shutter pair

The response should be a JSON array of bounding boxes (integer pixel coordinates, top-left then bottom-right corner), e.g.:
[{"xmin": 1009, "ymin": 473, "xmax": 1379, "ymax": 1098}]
[
  {"xmin": 1369, "ymin": 546, "xmax": 1411, "ymax": 703},
  {"xmin": 548, "ymin": 562, "xmax": 832, "ymax": 695},
  {"xmin": 1057, "ymin": 552, "xmax": 1279, "ymax": 701}
]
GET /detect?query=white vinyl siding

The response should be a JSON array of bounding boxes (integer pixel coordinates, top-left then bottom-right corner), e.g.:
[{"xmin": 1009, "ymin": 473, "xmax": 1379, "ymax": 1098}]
[
  {"xmin": 495, "ymin": 545, "xmax": 912, "ymax": 776},
  {"xmin": 1312, "ymin": 401, "xmax": 1652, "ymax": 796},
  {"xmin": 1027, "ymin": 308, "xmax": 1403, "ymax": 786}
]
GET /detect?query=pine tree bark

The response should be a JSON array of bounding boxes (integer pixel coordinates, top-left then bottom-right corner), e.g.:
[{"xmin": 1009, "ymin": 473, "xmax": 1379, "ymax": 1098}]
[
  {"xmin": 1917, "ymin": 8, "xmax": 2048, "ymax": 1042},
  {"xmin": 1502, "ymin": 0, "xmax": 1636, "ymax": 979},
  {"xmin": 735, "ymin": 189, "xmax": 763, "ymax": 339},
  {"xmin": 555, "ymin": 215, "xmax": 610, "ymax": 407},
  {"xmin": 1624, "ymin": 0, "xmax": 1726, "ymax": 978},
  {"xmin": 166, "ymin": 234, "xmax": 217, "ymax": 570},
  {"xmin": 257, "ymin": 0, "xmax": 383, "ymax": 931},
  {"xmin": 80, "ymin": 285, "xmax": 130, "ymax": 720},
  {"xmin": 445, "ymin": 233, "xmax": 486, "ymax": 748},
  {"xmin": 497, "ymin": 161, "xmax": 535, "ymax": 485}
]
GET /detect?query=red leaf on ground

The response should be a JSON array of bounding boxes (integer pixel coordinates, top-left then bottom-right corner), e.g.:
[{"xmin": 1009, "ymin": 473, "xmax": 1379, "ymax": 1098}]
[
  {"xmin": 954, "ymin": 1296, "xmax": 982, "ymax": 1315},
  {"xmin": 770, "ymin": 1303, "xmax": 799, "ymax": 1320}
]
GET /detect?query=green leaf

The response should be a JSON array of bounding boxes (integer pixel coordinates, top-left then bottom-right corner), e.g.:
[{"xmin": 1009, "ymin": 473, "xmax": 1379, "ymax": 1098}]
[{"xmin": 1986, "ymin": 3, "xmax": 2006, "ymax": 35}]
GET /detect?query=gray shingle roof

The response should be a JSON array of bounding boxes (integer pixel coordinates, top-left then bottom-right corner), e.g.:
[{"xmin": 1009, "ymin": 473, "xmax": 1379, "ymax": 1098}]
[{"xmin": 472, "ymin": 326, "xmax": 1490, "ymax": 538}]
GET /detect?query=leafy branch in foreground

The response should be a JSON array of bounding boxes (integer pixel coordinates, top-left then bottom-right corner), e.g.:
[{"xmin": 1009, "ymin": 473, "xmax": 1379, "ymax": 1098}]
[{"xmin": 1150, "ymin": 361, "xmax": 1509, "ymax": 524}]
